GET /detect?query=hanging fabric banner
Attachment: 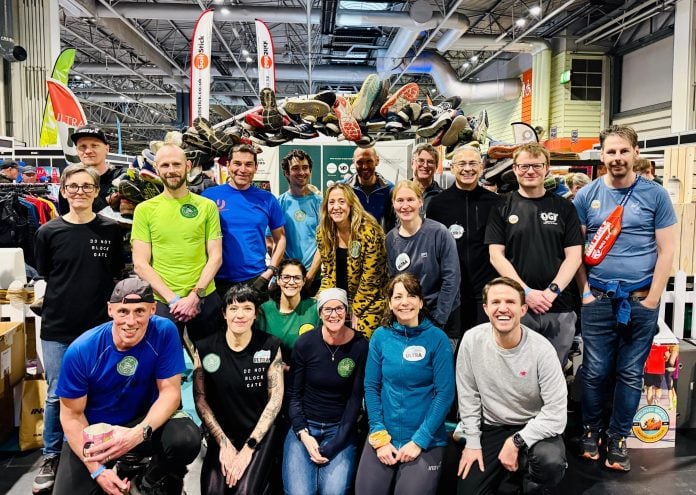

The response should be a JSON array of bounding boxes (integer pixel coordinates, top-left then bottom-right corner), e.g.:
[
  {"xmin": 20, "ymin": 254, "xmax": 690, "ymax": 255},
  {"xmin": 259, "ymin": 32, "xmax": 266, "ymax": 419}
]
[
  {"xmin": 46, "ymin": 78, "xmax": 87, "ymax": 164},
  {"xmin": 116, "ymin": 117, "xmax": 123, "ymax": 155},
  {"xmin": 39, "ymin": 48, "xmax": 76, "ymax": 147},
  {"xmin": 190, "ymin": 8, "xmax": 214, "ymax": 126},
  {"xmin": 255, "ymin": 19, "xmax": 276, "ymax": 93}
]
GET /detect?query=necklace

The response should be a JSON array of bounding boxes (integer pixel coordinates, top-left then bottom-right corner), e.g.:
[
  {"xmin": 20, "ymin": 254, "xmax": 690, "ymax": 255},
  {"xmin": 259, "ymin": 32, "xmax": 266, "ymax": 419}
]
[{"xmin": 323, "ymin": 341, "xmax": 342, "ymax": 362}]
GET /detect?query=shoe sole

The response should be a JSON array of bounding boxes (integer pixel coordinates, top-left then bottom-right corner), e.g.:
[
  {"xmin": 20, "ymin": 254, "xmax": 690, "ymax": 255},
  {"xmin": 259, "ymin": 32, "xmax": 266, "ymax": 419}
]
[
  {"xmin": 417, "ymin": 115, "xmax": 452, "ymax": 138},
  {"xmin": 380, "ymin": 82, "xmax": 420, "ymax": 117},
  {"xmin": 605, "ymin": 459, "xmax": 630, "ymax": 471},
  {"xmin": 261, "ymin": 88, "xmax": 283, "ymax": 131},
  {"xmin": 285, "ymin": 99, "xmax": 331, "ymax": 119},
  {"xmin": 352, "ymin": 74, "xmax": 382, "ymax": 122},
  {"xmin": 333, "ymin": 97, "xmax": 362, "ymax": 142},
  {"xmin": 581, "ymin": 451, "xmax": 600, "ymax": 461},
  {"xmin": 441, "ymin": 115, "xmax": 468, "ymax": 147}
]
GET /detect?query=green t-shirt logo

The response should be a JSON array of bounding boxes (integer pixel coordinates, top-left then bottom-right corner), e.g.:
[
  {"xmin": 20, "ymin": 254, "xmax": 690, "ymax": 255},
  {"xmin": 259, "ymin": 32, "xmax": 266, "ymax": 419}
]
[
  {"xmin": 337, "ymin": 357, "xmax": 355, "ymax": 378},
  {"xmin": 117, "ymin": 356, "xmax": 138, "ymax": 376},
  {"xmin": 293, "ymin": 210, "xmax": 307, "ymax": 222},
  {"xmin": 202, "ymin": 353, "xmax": 221, "ymax": 373},
  {"xmin": 180, "ymin": 204, "xmax": 199, "ymax": 218}
]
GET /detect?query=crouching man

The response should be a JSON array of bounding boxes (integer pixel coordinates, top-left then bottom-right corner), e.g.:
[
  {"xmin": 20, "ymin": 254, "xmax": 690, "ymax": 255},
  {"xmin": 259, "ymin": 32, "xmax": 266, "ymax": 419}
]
[
  {"xmin": 456, "ymin": 277, "xmax": 567, "ymax": 494},
  {"xmin": 53, "ymin": 277, "xmax": 201, "ymax": 495}
]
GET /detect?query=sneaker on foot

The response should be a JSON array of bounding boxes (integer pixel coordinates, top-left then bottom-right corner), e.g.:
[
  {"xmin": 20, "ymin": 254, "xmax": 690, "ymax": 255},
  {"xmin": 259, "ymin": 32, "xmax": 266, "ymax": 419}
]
[
  {"xmin": 32, "ymin": 455, "xmax": 60, "ymax": 494},
  {"xmin": 581, "ymin": 426, "xmax": 601, "ymax": 461},
  {"xmin": 605, "ymin": 435, "xmax": 630, "ymax": 471}
]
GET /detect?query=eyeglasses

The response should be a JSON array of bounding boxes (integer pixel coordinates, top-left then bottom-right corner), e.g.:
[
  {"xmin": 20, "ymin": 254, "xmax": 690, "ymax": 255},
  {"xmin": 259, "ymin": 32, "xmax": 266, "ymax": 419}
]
[
  {"xmin": 321, "ymin": 306, "xmax": 346, "ymax": 317},
  {"xmin": 452, "ymin": 161, "xmax": 481, "ymax": 169},
  {"xmin": 514, "ymin": 163, "xmax": 545, "ymax": 172},
  {"xmin": 414, "ymin": 158, "xmax": 436, "ymax": 166},
  {"xmin": 65, "ymin": 183, "xmax": 97, "ymax": 193},
  {"xmin": 279, "ymin": 274, "xmax": 303, "ymax": 283}
]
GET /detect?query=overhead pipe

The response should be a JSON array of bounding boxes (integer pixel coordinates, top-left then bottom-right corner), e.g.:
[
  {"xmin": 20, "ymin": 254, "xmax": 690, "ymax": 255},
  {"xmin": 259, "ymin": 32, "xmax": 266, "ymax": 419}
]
[
  {"xmin": 576, "ymin": 0, "xmax": 671, "ymax": 44},
  {"xmin": 444, "ymin": 35, "xmax": 551, "ymax": 55},
  {"xmin": 582, "ymin": 0, "xmax": 677, "ymax": 46}
]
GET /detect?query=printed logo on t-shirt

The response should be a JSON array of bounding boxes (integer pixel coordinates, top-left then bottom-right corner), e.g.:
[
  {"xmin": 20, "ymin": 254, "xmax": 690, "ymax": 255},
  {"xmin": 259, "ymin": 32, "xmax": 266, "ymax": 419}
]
[
  {"xmin": 395, "ymin": 253, "xmax": 411, "ymax": 271},
  {"xmin": 449, "ymin": 224, "xmax": 464, "ymax": 239},
  {"xmin": 337, "ymin": 357, "xmax": 355, "ymax": 378},
  {"xmin": 293, "ymin": 210, "xmax": 307, "ymax": 222},
  {"xmin": 253, "ymin": 349, "xmax": 272, "ymax": 364},
  {"xmin": 539, "ymin": 212, "xmax": 558, "ymax": 225},
  {"xmin": 403, "ymin": 345, "xmax": 426, "ymax": 361},
  {"xmin": 508, "ymin": 214, "xmax": 519, "ymax": 224},
  {"xmin": 202, "ymin": 353, "xmax": 221, "ymax": 373},
  {"xmin": 215, "ymin": 199, "xmax": 227, "ymax": 211},
  {"xmin": 90, "ymin": 237, "xmax": 113, "ymax": 258},
  {"xmin": 117, "ymin": 356, "xmax": 138, "ymax": 376},
  {"xmin": 299, "ymin": 323, "xmax": 314, "ymax": 335},
  {"xmin": 180, "ymin": 204, "xmax": 199, "ymax": 218},
  {"xmin": 519, "ymin": 370, "xmax": 527, "ymax": 377},
  {"xmin": 591, "ymin": 200, "xmax": 601, "ymax": 209},
  {"xmin": 349, "ymin": 241, "xmax": 361, "ymax": 258}
]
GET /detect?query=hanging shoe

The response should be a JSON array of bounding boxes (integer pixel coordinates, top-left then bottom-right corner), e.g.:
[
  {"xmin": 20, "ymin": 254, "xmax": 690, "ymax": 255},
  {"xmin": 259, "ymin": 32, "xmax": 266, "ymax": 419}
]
[
  {"xmin": 313, "ymin": 90, "xmax": 337, "ymax": 108},
  {"xmin": 417, "ymin": 109, "xmax": 455, "ymax": 138},
  {"xmin": 282, "ymin": 122, "xmax": 319, "ymax": 140},
  {"xmin": 333, "ymin": 96, "xmax": 362, "ymax": 142},
  {"xmin": 260, "ymin": 87, "xmax": 283, "ymax": 132},
  {"xmin": 366, "ymin": 80, "xmax": 389, "ymax": 121},
  {"xmin": 284, "ymin": 98, "xmax": 331, "ymax": 122},
  {"xmin": 441, "ymin": 114, "xmax": 469, "ymax": 147},
  {"xmin": 380, "ymin": 82, "xmax": 420, "ymax": 116},
  {"xmin": 352, "ymin": 74, "xmax": 383, "ymax": 122}
]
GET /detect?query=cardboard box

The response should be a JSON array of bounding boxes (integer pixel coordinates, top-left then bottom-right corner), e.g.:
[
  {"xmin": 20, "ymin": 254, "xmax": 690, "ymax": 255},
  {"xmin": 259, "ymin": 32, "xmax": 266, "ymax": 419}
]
[{"xmin": 0, "ymin": 321, "xmax": 26, "ymax": 396}]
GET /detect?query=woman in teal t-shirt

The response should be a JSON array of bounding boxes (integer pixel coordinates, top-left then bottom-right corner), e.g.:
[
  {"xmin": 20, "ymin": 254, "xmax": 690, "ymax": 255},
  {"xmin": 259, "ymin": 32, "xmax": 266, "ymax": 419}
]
[{"xmin": 256, "ymin": 259, "xmax": 321, "ymax": 366}]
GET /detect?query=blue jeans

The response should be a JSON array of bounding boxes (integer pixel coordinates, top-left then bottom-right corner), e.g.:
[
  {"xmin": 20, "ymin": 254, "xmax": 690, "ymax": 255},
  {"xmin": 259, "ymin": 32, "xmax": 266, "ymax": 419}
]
[
  {"xmin": 581, "ymin": 296, "xmax": 659, "ymax": 437},
  {"xmin": 41, "ymin": 339, "xmax": 70, "ymax": 457},
  {"xmin": 282, "ymin": 420, "xmax": 357, "ymax": 495}
]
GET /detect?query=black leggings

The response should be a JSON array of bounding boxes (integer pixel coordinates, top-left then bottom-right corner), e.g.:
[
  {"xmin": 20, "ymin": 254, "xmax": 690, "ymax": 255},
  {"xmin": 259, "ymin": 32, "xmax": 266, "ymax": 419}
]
[{"xmin": 201, "ymin": 424, "xmax": 278, "ymax": 495}]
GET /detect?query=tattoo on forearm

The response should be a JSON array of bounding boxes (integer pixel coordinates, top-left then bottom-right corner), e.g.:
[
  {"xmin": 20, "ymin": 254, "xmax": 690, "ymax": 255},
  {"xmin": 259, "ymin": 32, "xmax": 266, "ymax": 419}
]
[
  {"xmin": 250, "ymin": 350, "xmax": 283, "ymax": 442},
  {"xmin": 193, "ymin": 367, "xmax": 229, "ymax": 447}
]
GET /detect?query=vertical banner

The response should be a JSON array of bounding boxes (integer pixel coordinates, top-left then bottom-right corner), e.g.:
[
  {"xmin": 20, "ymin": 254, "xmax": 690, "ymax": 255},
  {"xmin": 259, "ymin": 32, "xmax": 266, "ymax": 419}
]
[
  {"xmin": 116, "ymin": 117, "xmax": 123, "ymax": 155},
  {"xmin": 521, "ymin": 68, "xmax": 533, "ymax": 124},
  {"xmin": 255, "ymin": 19, "xmax": 276, "ymax": 93},
  {"xmin": 39, "ymin": 48, "xmax": 76, "ymax": 147},
  {"xmin": 46, "ymin": 78, "xmax": 87, "ymax": 164},
  {"xmin": 190, "ymin": 9, "xmax": 214, "ymax": 126}
]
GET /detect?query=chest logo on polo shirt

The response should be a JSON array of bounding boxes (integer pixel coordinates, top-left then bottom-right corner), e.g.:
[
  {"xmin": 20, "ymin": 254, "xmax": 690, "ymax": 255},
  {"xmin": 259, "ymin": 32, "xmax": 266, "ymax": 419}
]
[
  {"xmin": 253, "ymin": 349, "xmax": 272, "ymax": 364},
  {"xmin": 349, "ymin": 241, "xmax": 361, "ymax": 258},
  {"xmin": 180, "ymin": 204, "xmax": 199, "ymax": 218},
  {"xmin": 117, "ymin": 356, "xmax": 138, "ymax": 376},
  {"xmin": 508, "ymin": 214, "xmax": 519, "ymax": 224},
  {"xmin": 403, "ymin": 345, "xmax": 426, "ymax": 361},
  {"xmin": 202, "ymin": 353, "xmax": 221, "ymax": 373},
  {"xmin": 337, "ymin": 357, "xmax": 355, "ymax": 378},
  {"xmin": 539, "ymin": 212, "xmax": 558, "ymax": 225},
  {"xmin": 449, "ymin": 224, "xmax": 464, "ymax": 239},
  {"xmin": 293, "ymin": 210, "xmax": 307, "ymax": 222},
  {"xmin": 395, "ymin": 253, "xmax": 411, "ymax": 271},
  {"xmin": 299, "ymin": 323, "xmax": 314, "ymax": 335},
  {"xmin": 591, "ymin": 200, "xmax": 601, "ymax": 209}
]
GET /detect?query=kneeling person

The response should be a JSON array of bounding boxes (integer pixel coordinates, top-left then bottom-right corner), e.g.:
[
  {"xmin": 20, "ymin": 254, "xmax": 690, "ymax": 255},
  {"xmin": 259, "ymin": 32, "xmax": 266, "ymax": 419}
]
[
  {"xmin": 456, "ymin": 277, "xmax": 567, "ymax": 495},
  {"xmin": 53, "ymin": 278, "xmax": 201, "ymax": 495}
]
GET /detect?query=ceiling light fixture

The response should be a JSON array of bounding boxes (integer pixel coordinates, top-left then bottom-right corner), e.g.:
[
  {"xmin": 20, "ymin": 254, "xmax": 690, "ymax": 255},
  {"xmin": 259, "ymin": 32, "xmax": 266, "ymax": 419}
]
[
  {"xmin": 221, "ymin": 7, "xmax": 230, "ymax": 14},
  {"xmin": 241, "ymin": 49, "xmax": 249, "ymax": 56},
  {"xmin": 529, "ymin": 6, "xmax": 542, "ymax": 16},
  {"xmin": 470, "ymin": 55, "xmax": 479, "ymax": 62},
  {"xmin": 515, "ymin": 18, "xmax": 526, "ymax": 27},
  {"xmin": 462, "ymin": 62, "xmax": 470, "ymax": 69},
  {"xmin": 245, "ymin": 56, "xmax": 253, "ymax": 63}
]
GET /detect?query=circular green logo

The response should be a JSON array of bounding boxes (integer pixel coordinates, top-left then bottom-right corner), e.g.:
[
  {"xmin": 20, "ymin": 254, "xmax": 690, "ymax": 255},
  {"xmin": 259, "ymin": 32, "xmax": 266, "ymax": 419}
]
[
  {"xmin": 117, "ymin": 356, "xmax": 138, "ymax": 376},
  {"xmin": 202, "ymin": 353, "xmax": 221, "ymax": 373},
  {"xmin": 293, "ymin": 210, "xmax": 307, "ymax": 222},
  {"xmin": 349, "ymin": 241, "xmax": 361, "ymax": 258},
  {"xmin": 337, "ymin": 357, "xmax": 355, "ymax": 378},
  {"xmin": 180, "ymin": 204, "xmax": 199, "ymax": 218}
]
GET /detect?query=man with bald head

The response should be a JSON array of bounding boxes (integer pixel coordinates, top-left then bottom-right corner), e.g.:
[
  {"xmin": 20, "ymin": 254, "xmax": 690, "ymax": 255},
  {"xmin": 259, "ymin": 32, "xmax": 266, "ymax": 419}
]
[
  {"xmin": 427, "ymin": 147, "xmax": 503, "ymax": 339},
  {"xmin": 345, "ymin": 146, "xmax": 395, "ymax": 231},
  {"xmin": 132, "ymin": 143, "xmax": 223, "ymax": 347}
]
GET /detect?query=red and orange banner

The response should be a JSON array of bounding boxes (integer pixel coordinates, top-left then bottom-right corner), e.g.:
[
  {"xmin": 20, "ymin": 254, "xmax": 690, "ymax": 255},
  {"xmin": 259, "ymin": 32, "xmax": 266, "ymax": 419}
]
[
  {"xmin": 190, "ymin": 8, "xmax": 213, "ymax": 125},
  {"xmin": 46, "ymin": 78, "xmax": 87, "ymax": 164},
  {"xmin": 255, "ymin": 19, "xmax": 276, "ymax": 92}
]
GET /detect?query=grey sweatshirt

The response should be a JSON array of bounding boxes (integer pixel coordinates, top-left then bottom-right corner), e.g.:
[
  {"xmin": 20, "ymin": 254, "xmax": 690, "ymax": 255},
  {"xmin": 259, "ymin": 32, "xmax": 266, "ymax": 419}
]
[{"xmin": 456, "ymin": 323, "xmax": 567, "ymax": 449}]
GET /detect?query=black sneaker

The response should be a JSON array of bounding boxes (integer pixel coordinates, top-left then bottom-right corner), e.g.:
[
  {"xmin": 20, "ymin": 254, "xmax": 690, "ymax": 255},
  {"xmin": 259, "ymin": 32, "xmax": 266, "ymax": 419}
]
[
  {"xmin": 131, "ymin": 472, "xmax": 184, "ymax": 495},
  {"xmin": 580, "ymin": 426, "xmax": 601, "ymax": 461},
  {"xmin": 32, "ymin": 455, "xmax": 60, "ymax": 494},
  {"xmin": 605, "ymin": 435, "xmax": 630, "ymax": 471},
  {"xmin": 282, "ymin": 122, "xmax": 319, "ymax": 140}
]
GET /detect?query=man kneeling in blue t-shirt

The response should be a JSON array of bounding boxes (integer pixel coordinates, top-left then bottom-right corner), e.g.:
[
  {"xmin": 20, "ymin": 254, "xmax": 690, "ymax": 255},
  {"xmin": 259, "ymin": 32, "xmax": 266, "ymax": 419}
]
[{"xmin": 52, "ymin": 277, "xmax": 201, "ymax": 495}]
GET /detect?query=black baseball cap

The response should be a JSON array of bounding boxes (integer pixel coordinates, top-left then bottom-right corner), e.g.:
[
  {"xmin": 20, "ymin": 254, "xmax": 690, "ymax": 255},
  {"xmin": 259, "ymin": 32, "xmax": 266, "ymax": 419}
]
[
  {"xmin": 71, "ymin": 125, "xmax": 108, "ymax": 145},
  {"xmin": 110, "ymin": 277, "xmax": 155, "ymax": 304},
  {"xmin": 0, "ymin": 160, "xmax": 19, "ymax": 170}
]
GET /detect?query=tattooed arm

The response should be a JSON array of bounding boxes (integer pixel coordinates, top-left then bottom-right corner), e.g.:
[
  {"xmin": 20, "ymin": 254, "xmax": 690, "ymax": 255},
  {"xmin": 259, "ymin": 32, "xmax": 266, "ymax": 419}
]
[{"xmin": 227, "ymin": 348, "xmax": 284, "ymax": 486}]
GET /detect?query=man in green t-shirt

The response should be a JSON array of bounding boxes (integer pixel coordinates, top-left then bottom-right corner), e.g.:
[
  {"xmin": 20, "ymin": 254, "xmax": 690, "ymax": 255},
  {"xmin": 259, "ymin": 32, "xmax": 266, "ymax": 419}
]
[{"xmin": 131, "ymin": 143, "xmax": 223, "ymax": 346}]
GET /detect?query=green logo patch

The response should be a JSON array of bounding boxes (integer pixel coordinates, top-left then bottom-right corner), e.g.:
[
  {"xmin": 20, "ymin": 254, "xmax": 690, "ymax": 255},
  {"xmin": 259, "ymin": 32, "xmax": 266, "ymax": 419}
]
[
  {"xmin": 349, "ymin": 241, "xmax": 361, "ymax": 258},
  {"xmin": 202, "ymin": 353, "xmax": 221, "ymax": 373},
  {"xmin": 117, "ymin": 356, "xmax": 138, "ymax": 376},
  {"xmin": 337, "ymin": 357, "xmax": 355, "ymax": 378},
  {"xmin": 180, "ymin": 204, "xmax": 199, "ymax": 218},
  {"xmin": 293, "ymin": 210, "xmax": 307, "ymax": 222}
]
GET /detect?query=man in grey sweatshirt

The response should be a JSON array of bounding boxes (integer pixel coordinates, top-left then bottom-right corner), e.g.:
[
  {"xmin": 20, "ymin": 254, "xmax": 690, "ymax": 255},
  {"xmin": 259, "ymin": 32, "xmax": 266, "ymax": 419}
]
[{"xmin": 456, "ymin": 276, "xmax": 567, "ymax": 494}]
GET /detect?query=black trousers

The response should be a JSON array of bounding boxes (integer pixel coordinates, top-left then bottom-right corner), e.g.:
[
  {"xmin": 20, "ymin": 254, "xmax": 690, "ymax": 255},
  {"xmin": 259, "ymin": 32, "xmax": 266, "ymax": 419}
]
[
  {"xmin": 457, "ymin": 425, "xmax": 566, "ymax": 495},
  {"xmin": 155, "ymin": 291, "xmax": 223, "ymax": 348},
  {"xmin": 53, "ymin": 414, "xmax": 201, "ymax": 495}
]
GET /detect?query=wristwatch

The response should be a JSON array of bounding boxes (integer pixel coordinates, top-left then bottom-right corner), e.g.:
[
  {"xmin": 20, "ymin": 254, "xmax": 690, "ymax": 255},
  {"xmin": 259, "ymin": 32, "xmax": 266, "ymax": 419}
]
[
  {"xmin": 246, "ymin": 437, "xmax": 258, "ymax": 450},
  {"xmin": 267, "ymin": 265, "xmax": 279, "ymax": 276},
  {"xmin": 547, "ymin": 283, "xmax": 562, "ymax": 296},
  {"xmin": 194, "ymin": 287, "xmax": 206, "ymax": 298},
  {"xmin": 296, "ymin": 428, "xmax": 309, "ymax": 440},
  {"xmin": 142, "ymin": 423, "xmax": 153, "ymax": 442},
  {"xmin": 512, "ymin": 432, "xmax": 527, "ymax": 450}
]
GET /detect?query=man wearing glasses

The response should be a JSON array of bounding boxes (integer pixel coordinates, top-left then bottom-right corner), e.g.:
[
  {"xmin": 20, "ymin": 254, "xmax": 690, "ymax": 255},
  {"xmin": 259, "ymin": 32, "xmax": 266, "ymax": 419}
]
[
  {"xmin": 485, "ymin": 143, "xmax": 583, "ymax": 365},
  {"xmin": 33, "ymin": 164, "xmax": 124, "ymax": 493},
  {"xmin": 411, "ymin": 143, "xmax": 442, "ymax": 213},
  {"xmin": 426, "ymin": 146, "xmax": 502, "ymax": 339}
]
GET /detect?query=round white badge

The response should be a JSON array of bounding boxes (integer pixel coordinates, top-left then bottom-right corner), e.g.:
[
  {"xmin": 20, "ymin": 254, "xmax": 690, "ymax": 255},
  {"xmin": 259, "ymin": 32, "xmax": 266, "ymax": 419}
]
[
  {"xmin": 326, "ymin": 162, "xmax": 337, "ymax": 174},
  {"xmin": 395, "ymin": 253, "xmax": 411, "ymax": 271},
  {"xmin": 338, "ymin": 163, "xmax": 349, "ymax": 174},
  {"xmin": 449, "ymin": 224, "xmax": 464, "ymax": 240},
  {"xmin": 350, "ymin": 164, "xmax": 356, "ymax": 173},
  {"xmin": 508, "ymin": 214, "xmax": 519, "ymax": 224},
  {"xmin": 403, "ymin": 345, "xmax": 426, "ymax": 361},
  {"xmin": 591, "ymin": 200, "xmax": 601, "ymax": 209}
]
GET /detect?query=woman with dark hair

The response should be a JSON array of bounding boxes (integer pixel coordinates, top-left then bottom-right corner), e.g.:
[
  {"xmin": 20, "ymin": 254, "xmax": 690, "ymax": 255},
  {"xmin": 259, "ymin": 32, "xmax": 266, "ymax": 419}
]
[
  {"xmin": 355, "ymin": 273, "xmax": 454, "ymax": 495},
  {"xmin": 256, "ymin": 259, "xmax": 321, "ymax": 363},
  {"xmin": 315, "ymin": 182, "xmax": 387, "ymax": 337},
  {"xmin": 283, "ymin": 288, "xmax": 368, "ymax": 495},
  {"xmin": 194, "ymin": 285, "xmax": 283, "ymax": 494}
]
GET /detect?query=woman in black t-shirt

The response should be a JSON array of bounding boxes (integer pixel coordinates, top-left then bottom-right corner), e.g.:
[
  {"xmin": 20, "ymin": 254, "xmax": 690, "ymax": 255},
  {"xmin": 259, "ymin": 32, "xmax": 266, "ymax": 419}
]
[
  {"xmin": 283, "ymin": 288, "xmax": 368, "ymax": 495},
  {"xmin": 194, "ymin": 285, "xmax": 283, "ymax": 494}
]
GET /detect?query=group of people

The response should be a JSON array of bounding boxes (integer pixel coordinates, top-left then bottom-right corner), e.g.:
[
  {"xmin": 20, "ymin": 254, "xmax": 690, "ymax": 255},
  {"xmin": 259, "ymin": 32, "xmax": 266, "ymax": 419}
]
[{"xmin": 28, "ymin": 122, "xmax": 675, "ymax": 495}]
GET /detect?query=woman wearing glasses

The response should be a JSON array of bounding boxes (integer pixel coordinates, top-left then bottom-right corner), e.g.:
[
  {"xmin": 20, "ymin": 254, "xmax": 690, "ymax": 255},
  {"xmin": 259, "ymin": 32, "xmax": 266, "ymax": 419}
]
[
  {"xmin": 257, "ymin": 259, "xmax": 321, "ymax": 363},
  {"xmin": 194, "ymin": 285, "xmax": 284, "ymax": 494},
  {"xmin": 355, "ymin": 273, "xmax": 454, "ymax": 495},
  {"xmin": 316, "ymin": 183, "xmax": 387, "ymax": 337},
  {"xmin": 283, "ymin": 288, "xmax": 368, "ymax": 495},
  {"xmin": 386, "ymin": 180, "xmax": 460, "ymax": 340}
]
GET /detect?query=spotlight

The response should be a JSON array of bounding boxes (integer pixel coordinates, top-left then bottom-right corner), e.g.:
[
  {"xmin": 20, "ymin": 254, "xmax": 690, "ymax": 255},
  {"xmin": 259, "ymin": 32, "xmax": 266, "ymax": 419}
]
[
  {"xmin": 470, "ymin": 55, "xmax": 479, "ymax": 63},
  {"xmin": 462, "ymin": 62, "xmax": 470, "ymax": 69},
  {"xmin": 515, "ymin": 18, "xmax": 526, "ymax": 27},
  {"xmin": 529, "ymin": 6, "xmax": 542, "ymax": 16},
  {"xmin": 245, "ymin": 56, "xmax": 253, "ymax": 63},
  {"xmin": 241, "ymin": 49, "xmax": 249, "ymax": 56}
]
